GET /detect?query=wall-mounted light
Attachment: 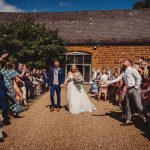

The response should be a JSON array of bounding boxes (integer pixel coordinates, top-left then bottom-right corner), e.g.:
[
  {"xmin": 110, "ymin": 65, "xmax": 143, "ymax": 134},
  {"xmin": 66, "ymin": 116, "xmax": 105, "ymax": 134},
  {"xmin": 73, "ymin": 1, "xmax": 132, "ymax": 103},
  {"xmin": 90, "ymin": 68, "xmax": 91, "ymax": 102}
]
[
  {"xmin": 93, "ymin": 46, "xmax": 97, "ymax": 50},
  {"xmin": 92, "ymin": 44, "xmax": 100, "ymax": 50}
]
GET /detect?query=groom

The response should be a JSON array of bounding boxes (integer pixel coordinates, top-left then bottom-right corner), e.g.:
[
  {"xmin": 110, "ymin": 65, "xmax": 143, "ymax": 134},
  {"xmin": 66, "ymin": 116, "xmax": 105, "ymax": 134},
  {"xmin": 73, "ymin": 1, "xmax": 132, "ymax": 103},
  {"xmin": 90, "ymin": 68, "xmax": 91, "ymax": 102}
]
[{"xmin": 47, "ymin": 59, "xmax": 65, "ymax": 112}]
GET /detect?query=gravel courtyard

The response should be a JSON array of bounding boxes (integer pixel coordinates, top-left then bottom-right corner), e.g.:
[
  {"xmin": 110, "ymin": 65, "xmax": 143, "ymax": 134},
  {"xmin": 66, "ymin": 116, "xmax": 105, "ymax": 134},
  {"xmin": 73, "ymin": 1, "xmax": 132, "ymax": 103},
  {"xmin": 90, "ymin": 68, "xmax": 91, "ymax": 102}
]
[{"xmin": 0, "ymin": 86, "xmax": 150, "ymax": 150}]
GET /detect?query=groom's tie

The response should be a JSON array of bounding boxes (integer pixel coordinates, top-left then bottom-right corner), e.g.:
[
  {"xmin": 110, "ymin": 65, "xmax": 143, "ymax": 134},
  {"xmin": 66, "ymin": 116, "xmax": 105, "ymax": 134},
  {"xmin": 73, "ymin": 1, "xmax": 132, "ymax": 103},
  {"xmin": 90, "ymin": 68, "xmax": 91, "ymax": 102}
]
[{"xmin": 55, "ymin": 69, "xmax": 58, "ymax": 76}]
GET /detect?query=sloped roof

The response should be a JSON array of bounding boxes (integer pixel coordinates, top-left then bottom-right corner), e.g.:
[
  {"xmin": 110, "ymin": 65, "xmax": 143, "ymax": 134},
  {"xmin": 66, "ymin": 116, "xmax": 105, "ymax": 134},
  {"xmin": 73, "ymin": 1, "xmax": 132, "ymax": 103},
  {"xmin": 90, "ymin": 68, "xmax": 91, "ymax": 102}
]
[{"xmin": 0, "ymin": 9, "xmax": 150, "ymax": 45}]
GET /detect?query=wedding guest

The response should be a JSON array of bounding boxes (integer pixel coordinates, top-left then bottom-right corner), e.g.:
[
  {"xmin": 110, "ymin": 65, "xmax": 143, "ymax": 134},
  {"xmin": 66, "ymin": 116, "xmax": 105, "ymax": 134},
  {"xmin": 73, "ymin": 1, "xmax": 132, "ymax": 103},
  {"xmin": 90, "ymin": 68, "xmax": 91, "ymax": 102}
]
[
  {"xmin": 32, "ymin": 68, "xmax": 37, "ymax": 77},
  {"xmin": 1, "ymin": 62, "xmax": 23, "ymax": 117},
  {"xmin": 106, "ymin": 66, "xmax": 113, "ymax": 81},
  {"xmin": 96, "ymin": 68, "xmax": 102, "ymax": 97},
  {"xmin": 98, "ymin": 69, "xmax": 109, "ymax": 101},
  {"xmin": 90, "ymin": 68, "xmax": 98, "ymax": 96},
  {"xmin": 0, "ymin": 53, "xmax": 11, "ymax": 125},
  {"xmin": 139, "ymin": 59, "xmax": 150, "ymax": 122},
  {"xmin": 0, "ymin": 121, "xmax": 4, "ymax": 142},
  {"xmin": 25, "ymin": 70, "xmax": 35, "ymax": 100},
  {"xmin": 35, "ymin": 70, "xmax": 43, "ymax": 95},
  {"xmin": 31, "ymin": 72, "xmax": 39, "ymax": 95},
  {"xmin": 42, "ymin": 69, "xmax": 49, "ymax": 91},
  {"xmin": 116, "ymin": 65, "xmax": 127, "ymax": 120},
  {"xmin": 113, "ymin": 67, "xmax": 122, "ymax": 104},
  {"xmin": 13, "ymin": 77, "xmax": 25, "ymax": 105},
  {"xmin": 0, "ymin": 72, "xmax": 10, "ymax": 125},
  {"xmin": 16, "ymin": 63, "xmax": 27, "ymax": 105},
  {"xmin": 105, "ymin": 59, "xmax": 143, "ymax": 125}
]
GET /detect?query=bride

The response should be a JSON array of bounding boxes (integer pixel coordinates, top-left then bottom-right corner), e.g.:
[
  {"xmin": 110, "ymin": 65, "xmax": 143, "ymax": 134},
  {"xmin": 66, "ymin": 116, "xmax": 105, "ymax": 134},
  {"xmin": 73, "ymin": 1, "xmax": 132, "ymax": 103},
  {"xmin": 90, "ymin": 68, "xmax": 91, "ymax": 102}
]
[{"xmin": 64, "ymin": 65, "xmax": 96, "ymax": 114}]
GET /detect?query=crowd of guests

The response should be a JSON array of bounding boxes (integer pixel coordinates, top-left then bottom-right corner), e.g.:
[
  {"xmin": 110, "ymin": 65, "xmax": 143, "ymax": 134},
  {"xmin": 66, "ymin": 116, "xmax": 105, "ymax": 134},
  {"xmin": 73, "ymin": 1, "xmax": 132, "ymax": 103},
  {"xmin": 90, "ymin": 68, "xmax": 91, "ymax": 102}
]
[
  {"xmin": 0, "ymin": 52, "xmax": 49, "ymax": 141},
  {"xmin": 0, "ymin": 51, "xmax": 150, "ymax": 141},
  {"xmin": 90, "ymin": 57, "xmax": 150, "ymax": 125}
]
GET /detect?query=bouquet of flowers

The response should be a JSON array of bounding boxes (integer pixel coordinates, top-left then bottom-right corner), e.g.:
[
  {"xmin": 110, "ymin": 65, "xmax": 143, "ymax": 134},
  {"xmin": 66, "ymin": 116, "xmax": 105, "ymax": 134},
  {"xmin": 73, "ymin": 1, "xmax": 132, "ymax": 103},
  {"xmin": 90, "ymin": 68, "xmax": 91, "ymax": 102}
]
[{"xmin": 73, "ymin": 71, "xmax": 83, "ymax": 89}]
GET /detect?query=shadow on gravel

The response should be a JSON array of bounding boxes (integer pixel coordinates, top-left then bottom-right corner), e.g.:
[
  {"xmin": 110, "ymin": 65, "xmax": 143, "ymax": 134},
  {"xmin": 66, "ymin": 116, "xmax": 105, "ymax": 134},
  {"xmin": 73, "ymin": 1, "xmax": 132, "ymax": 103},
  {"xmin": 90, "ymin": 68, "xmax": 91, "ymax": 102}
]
[
  {"xmin": 92, "ymin": 114, "xmax": 107, "ymax": 116},
  {"xmin": 133, "ymin": 119, "xmax": 150, "ymax": 141},
  {"xmin": 45, "ymin": 105, "xmax": 50, "ymax": 108},
  {"xmin": 45, "ymin": 105, "xmax": 67, "ymax": 110},
  {"xmin": 106, "ymin": 111, "xmax": 150, "ymax": 141},
  {"xmin": 105, "ymin": 111, "xmax": 122, "ymax": 122}
]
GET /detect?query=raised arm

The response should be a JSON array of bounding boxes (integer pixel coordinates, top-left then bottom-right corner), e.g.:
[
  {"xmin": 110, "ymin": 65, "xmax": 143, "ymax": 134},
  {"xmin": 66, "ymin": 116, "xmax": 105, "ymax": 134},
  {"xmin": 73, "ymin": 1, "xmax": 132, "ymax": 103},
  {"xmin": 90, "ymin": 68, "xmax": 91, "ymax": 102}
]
[
  {"xmin": 106, "ymin": 74, "xmax": 123, "ymax": 85},
  {"xmin": 16, "ymin": 77, "xmax": 25, "ymax": 85},
  {"xmin": 0, "ymin": 52, "xmax": 9, "ymax": 62}
]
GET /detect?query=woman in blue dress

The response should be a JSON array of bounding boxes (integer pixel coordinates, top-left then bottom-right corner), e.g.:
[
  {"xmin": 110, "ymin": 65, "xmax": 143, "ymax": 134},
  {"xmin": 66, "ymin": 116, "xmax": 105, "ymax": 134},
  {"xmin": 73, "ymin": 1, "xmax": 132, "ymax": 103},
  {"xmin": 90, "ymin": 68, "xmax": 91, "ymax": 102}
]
[{"xmin": 90, "ymin": 69, "xmax": 98, "ymax": 96}]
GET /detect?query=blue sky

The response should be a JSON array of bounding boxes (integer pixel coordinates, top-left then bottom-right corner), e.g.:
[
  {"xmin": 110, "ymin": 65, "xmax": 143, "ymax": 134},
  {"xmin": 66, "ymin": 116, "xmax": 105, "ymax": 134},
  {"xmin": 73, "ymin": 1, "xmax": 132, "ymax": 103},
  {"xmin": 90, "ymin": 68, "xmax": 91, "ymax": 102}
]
[{"xmin": 0, "ymin": 0, "xmax": 139, "ymax": 12}]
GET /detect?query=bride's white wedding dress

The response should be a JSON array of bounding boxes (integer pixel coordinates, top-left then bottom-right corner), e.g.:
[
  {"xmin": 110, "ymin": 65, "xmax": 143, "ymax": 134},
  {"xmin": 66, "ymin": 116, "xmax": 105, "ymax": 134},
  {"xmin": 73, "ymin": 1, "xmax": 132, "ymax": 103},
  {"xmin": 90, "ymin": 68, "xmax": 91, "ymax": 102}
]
[{"xmin": 67, "ymin": 74, "xmax": 96, "ymax": 114}]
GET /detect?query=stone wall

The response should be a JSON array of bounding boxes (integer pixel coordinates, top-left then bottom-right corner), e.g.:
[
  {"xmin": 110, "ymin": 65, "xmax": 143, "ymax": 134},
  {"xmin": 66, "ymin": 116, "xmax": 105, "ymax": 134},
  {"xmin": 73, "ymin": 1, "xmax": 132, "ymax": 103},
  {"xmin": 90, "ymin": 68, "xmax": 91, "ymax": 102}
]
[{"xmin": 67, "ymin": 46, "xmax": 150, "ymax": 68}]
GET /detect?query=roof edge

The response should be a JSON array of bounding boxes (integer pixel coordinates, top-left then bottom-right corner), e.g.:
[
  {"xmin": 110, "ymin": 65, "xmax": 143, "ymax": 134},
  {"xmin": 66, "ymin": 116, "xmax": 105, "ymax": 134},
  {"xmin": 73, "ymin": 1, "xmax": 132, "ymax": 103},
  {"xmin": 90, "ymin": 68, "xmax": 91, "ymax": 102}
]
[{"xmin": 64, "ymin": 42, "xmax": 150, "ymax": 46}]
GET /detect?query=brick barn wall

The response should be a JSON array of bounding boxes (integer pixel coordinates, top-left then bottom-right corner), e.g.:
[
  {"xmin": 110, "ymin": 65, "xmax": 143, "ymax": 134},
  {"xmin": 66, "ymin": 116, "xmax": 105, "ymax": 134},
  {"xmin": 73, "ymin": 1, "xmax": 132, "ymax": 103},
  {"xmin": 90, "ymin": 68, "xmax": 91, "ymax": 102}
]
[{"xmin": 66, "ymin": 46, "xmax": 150, "ymax": 68}]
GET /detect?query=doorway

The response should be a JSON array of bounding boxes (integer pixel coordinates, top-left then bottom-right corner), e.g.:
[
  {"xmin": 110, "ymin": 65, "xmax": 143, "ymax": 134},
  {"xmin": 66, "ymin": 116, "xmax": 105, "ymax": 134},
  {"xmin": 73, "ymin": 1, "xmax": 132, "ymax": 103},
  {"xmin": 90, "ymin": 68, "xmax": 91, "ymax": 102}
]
[{"xmin": 66, "ymin": 52, "xmax": 92, "ymax": 83}]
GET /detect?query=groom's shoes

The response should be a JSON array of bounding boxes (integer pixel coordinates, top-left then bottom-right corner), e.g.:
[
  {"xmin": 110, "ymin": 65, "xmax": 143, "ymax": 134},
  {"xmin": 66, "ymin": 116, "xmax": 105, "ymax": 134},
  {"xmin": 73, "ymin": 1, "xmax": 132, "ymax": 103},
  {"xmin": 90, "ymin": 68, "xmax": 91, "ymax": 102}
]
[
  {"xmin": 50, "ymin": 107, "xmax": 55, "ymax": 112},
  {"xmin": 56, "ymin": 108, "xmax": 60, "ymax": 112}
]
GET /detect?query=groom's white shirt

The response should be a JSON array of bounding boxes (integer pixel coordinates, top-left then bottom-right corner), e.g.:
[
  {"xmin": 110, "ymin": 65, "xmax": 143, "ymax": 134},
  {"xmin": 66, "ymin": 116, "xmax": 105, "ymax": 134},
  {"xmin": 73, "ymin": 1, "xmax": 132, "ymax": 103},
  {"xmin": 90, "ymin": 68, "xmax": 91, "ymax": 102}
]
[{"xmin": 53, "ymin": 68, "xmax": 58, "ymax": 85}]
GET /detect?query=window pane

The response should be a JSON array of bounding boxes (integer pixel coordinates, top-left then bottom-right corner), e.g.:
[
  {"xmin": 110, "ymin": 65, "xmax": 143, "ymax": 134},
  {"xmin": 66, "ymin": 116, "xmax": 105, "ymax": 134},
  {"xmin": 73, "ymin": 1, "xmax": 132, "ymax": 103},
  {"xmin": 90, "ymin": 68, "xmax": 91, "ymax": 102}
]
[
  {"xmin": 67, "ymin": 65, "xmax": 71, "ymax": 73},
  {"xmin": 75, "ymin": 55, "xmax": 83, "ymax": 64},
  {"xmin": 84, "ymin": 66, "xmax": 90, "ymax": 82},
  {"xmin": 84, "ymin": 55, "xmax": 91, "ymax": 64},
  {"xmin": 67, "ymin": 55, "xmax": 74, "ymax": 64},
  {"xmin": 76, "ymin": 65, "xmax": 83, "ymax": 75}
]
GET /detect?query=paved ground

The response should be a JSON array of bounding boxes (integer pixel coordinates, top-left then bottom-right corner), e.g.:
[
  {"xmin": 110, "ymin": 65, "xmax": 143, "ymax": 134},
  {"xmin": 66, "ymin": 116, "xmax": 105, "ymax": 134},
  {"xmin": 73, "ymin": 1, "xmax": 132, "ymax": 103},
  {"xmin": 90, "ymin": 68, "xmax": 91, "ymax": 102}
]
[{"xmin": 0, "ymin": 86, "xmax": 150, "ymax": 150}]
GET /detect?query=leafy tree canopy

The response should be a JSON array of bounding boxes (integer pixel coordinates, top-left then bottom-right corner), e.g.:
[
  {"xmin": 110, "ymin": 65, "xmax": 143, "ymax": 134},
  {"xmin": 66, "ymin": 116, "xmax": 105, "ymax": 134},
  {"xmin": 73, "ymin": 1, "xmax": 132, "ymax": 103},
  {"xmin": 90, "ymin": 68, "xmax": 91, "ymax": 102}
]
[
  {"xmin": 0, "ymin": 18, "xmax": 66, "ymax": 68},
  {"xmin": 133, "ymin": 0, "xmax": 150, "ymax": 9}
]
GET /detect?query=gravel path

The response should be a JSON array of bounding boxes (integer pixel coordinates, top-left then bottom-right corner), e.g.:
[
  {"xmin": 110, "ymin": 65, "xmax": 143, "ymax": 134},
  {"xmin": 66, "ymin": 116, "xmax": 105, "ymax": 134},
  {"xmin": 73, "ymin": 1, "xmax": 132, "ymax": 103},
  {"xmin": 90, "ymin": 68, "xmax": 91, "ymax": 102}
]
[{"xmin": 1, "ymin": 86, "xmax": 150, "ymax": 150}]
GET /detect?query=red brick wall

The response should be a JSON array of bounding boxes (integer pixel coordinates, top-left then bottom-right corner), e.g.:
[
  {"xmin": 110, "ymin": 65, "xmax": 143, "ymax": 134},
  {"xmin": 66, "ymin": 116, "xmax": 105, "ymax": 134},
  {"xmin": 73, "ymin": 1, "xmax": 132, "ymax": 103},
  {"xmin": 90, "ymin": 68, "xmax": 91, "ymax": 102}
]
[{"xmin": 66, "ymin": 46, "xmax": 150, "ymax": 68}]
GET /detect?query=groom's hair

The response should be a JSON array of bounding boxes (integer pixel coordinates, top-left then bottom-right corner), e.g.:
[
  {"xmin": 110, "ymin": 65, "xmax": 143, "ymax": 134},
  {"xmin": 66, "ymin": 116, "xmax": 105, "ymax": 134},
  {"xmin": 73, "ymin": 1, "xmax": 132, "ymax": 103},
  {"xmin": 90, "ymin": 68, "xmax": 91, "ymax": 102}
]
[{"xmin": 53, "ymin": 58, "xmax": 59, "ymax": 63}]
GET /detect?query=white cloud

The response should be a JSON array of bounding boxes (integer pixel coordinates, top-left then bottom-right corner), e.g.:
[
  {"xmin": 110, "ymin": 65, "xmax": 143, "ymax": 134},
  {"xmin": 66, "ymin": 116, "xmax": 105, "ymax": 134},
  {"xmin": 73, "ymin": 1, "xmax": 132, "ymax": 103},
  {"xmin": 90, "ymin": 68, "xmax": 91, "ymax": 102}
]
[
  {"xmin": 32, "ymin": 8, "xmax": 48, "ymax": 12},
  {"xmin": 0, "ymin": 0, "xmax": 25, "ymax": 12},
  {"xmin": 59, "ymin": 2, "xmax": 72, "ymax": 7},
  {"xmin": 32, "ymin": 9, "xmax": 37, "ymax": 12}
]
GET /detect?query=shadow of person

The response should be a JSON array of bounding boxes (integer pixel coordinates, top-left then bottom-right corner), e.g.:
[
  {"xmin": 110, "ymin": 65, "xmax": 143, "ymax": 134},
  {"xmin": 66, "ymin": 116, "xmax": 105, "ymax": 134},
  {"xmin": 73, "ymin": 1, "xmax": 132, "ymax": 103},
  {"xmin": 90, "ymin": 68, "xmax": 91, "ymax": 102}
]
[
  {"xmin": 45, "ymin": 105, "xmax": 50, "ymax": 108},
  {"xmin": 62, "ymin": 105, "xmax": 69, "ymax": 112},
  {"xmin": 92, "ymin": 114, "xmax": 107, "ymax": 116},
  {"xmin": 133, "ymin": 118, "xmax": 150, "ymax": 141},
  {"xmin": 106, "ymin": 111, "xmax": 150, "ymax": 141},
  {"xmin": 105, "ymin": 111, "xmax": 122, "ymax": 122},
  {"xmin": 45, "ymin": 105, "xmax": 67, "ymax": 110}
]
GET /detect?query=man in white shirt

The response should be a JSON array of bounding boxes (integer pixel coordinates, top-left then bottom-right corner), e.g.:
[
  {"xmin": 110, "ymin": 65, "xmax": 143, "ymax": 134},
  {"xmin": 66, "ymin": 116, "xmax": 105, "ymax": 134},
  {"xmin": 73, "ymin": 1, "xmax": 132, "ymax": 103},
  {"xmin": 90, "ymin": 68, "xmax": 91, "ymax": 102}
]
[{"xmin": 105, "ymin": 59, "xmax": 143, "ymax": 125}]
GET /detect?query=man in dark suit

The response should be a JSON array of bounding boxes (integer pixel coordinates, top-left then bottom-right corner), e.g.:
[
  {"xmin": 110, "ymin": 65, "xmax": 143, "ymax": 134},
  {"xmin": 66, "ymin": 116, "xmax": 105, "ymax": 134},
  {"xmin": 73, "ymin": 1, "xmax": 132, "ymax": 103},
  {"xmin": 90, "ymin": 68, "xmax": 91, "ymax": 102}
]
[{"xmin": 47, "ymin": 59, "xmax": 65, "ymax": 112}]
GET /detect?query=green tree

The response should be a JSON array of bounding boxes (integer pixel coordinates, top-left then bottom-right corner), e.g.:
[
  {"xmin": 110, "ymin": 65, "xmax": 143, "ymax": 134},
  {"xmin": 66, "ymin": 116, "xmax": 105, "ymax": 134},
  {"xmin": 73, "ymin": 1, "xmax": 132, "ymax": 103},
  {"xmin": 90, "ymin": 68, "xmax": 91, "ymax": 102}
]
[
  {"xmin": 133, "ymin": 0, "xmax": 150, "ymax": 9},
  {"xmin": 0, "ymin": 18, "xmax": 66, "ymax": 68}
]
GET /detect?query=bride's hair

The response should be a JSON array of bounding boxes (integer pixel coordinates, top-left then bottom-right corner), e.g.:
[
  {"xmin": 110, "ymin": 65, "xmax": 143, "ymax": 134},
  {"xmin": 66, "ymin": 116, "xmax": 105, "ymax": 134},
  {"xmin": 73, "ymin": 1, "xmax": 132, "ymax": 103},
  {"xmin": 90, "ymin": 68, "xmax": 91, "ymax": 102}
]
[{"xmin": 70, "ymin": 64, "xmax": 78, "ymax": 72}]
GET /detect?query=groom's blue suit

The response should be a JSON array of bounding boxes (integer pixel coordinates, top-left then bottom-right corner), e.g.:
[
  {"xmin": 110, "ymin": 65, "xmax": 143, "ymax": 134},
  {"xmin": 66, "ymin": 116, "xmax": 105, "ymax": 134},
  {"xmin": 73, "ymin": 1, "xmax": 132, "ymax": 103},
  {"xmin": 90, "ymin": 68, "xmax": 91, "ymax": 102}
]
[{"xmin": 47, "ymin": 67, "xmax": 65, "ymax": 108}]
